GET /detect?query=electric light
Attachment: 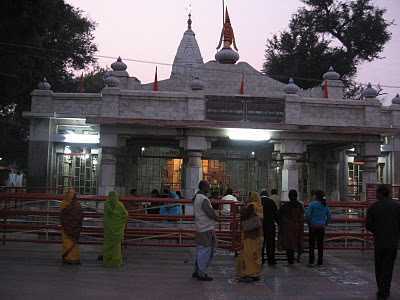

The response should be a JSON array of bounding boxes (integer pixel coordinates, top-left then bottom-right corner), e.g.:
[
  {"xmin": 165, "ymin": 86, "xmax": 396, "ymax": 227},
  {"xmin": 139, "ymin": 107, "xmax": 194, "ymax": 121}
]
[
  {"xmin": 226, "ymin": 128, "xmax": 271, "ymax": 141},
  {"xmin": 63, "ymin": 132, "xmax": 100, "ymax": 144}
]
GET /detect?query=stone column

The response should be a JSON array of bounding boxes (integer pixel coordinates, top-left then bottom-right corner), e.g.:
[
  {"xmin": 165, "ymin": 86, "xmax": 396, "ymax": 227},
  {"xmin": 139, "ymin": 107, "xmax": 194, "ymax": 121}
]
[
  {"xmin": 361, "ymin": 142, "xmax": 380, "ymax": 200},
  {"xmin": 279, "ymin": 140, "xmax": 305, "ymax": 202},
  {"xmin": 27, "ymin": 118, "xmax": 56, "ymax": 192},
  {"xmin": 338, "ymin": 150, "xmax": 348, "ymax": 200},
  {"xmin": 98, "ymin": 132, "xmax": 119, "ymax": 196},
  {"xmin": 180, "ymin": 136, "xmax": 209, "ymax": 199},
  {"xmin": 183, "ymin": 151, "xmax": 203, "ymax": 198},
  {"xmin": 281, "ymin": 154, "xmax": 301, "ymax": 202},
  {"xmin": 98, "ymin": 147, "xmax": 117, "ymax": 196},
  {"xmin": 392, "ymin": 136, "xmax": 400, "ymax": 185},
  {"xmin": 325, "ymin": 151, "xmax": 340, "ymax": 201}
]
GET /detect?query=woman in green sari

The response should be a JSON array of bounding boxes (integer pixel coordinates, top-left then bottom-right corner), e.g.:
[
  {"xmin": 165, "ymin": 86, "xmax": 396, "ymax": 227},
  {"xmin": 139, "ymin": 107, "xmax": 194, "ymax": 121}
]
[{"xmin": 103, "ymin": 191, "xmax": 128, "ymax": 267}]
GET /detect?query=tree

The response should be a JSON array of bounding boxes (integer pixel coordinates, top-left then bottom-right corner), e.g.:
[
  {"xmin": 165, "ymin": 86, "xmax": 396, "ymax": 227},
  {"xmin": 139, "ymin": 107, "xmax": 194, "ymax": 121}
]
[
  {"xmin": 0, "ymin": 0, "xmax": 97, "ymax": 167},
  {"xmin": 262, "ymin": 0, "xmax": 392, "ymax": 90},
  {"xmin": 77, "ymin": 67, "xmax": 108, "ymax": 93}
]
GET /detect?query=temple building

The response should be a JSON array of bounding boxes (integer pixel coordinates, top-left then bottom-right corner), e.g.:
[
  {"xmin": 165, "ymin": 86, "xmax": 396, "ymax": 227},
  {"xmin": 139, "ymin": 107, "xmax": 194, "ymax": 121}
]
[{"xmin": 25, "ymin": 10, "xmax": 400, "ymax": 201}]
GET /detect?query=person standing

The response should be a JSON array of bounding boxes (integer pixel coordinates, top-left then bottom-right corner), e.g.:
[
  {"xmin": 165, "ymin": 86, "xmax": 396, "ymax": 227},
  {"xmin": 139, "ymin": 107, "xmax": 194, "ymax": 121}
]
[
  {"xmin": 305, "ymin": 190, "xmax": 331, "ymax": 266},
  {"xmin": 103, "ymin": 191, "xmax": 128, "ymax": 268},
  {"xmin": 270, "ymin": 189, "xmax": 280, "ymax": 209},
  {"xmin": 366, "ymin": 185, "xmax": 400, "ymax": 300},
  {"xmin": 260, "ymin": 190, "xmax": 278, "ymax": 265},
  {"xmin": 278, "ymin": 190, "xmax": 304, "ymax": 264},
  {"xmin": 60, "ymin": 189, "xmax": 83, "ymax": 265},
  {"xmin": 221, "ymin": 188, "xmax": 238, "ymax": 215},
  {"xmin": 192, "ymin": 180, "xmax": 218, "ymax": 281},
  {"xmin": 237, "ymin": 192, "xmax": 264, "ymax": 282}
]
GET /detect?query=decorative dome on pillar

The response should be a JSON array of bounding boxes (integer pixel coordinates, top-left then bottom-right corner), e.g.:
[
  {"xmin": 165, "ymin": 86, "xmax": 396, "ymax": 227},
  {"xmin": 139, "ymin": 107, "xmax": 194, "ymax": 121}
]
[
  {"xmin": 215, "ymin": 7, "xmax": 239, "ymax": 64},
  {"xmin": 284, "ymin": 78, "xmax": 299, "ymax": 95},
  {"xmin": 392, "ymin": 93, "xmax": 400, "ymax": 105},
  {"xmin": 363, "ymin": 83, "xmax": 378, "ymax": 99},
  {"xmin": 111, "ymin": 56, "xmax": 127, "ymax": 71},
  {"xmin": 37, "ymin": 77, "xmax": 51, "ymax": 90},
  {"xmin": 323, "ymin": 66, "xmax": 340, "ymax": 80},
  {"xmin": 190, "ymin": 76, "xmax": 205, "ymax": 91}
]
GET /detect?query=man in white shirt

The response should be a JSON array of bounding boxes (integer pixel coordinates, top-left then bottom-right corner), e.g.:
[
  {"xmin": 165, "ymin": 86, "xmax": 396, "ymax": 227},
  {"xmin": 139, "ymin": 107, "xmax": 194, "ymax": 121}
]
[
  {"xmin": 192, "ymin": 180, "xmax": 218, "ymax": 281},
  {"xmin": 221, "ymin": 188, "xmax": 238, "ymax": 215}
]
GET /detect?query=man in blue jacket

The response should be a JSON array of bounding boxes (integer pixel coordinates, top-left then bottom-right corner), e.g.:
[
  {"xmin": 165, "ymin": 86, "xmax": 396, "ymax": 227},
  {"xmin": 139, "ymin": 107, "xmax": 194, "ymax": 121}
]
[
  {"xmin": 305, "ymin": 190, "xmax": 331, "ymax": 266},
  {"xmin": 366, "ymin": 185, "xmax": 400, "ymax": 300}
]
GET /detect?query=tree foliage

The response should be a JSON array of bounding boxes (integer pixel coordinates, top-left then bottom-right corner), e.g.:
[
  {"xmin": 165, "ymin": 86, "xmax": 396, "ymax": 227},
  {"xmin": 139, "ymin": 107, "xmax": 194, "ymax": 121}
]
[
  {"xmin": 262, "ymin": 0, "xmax": 392, "ymax": 90},
  {"xmin": 0, "ymin": 0, "xmax": 97, "ymax": 167}
]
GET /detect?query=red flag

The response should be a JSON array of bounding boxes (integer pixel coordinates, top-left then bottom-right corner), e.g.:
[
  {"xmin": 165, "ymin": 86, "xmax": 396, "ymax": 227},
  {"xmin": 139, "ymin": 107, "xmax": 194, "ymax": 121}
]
[
  {"xmin": 239, "ymin": 73, "xmax": 244, "ymax": 95},
  {"xmin": 323, "ymin": 80, "xmax": 329, "ymax": 98},
  {"xmin": 79, "ymin": 73, "xmax": 84, "ymax": 93},
  {"xmin": 153, "ymin": 66, "xmax": 159, "ymax": 92}
]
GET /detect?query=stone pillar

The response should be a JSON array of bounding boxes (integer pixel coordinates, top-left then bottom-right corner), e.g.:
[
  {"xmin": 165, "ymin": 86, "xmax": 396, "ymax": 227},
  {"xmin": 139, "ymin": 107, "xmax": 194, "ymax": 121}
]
[
  {"xmin": 98, "ymin": 147, "xmax": 117, "ymax": 196},
  {"xmin": 281, "ymin": 154, "xmax": 301, "ymax": 202},
  {"xmin": 98, "ymin": 132, "xmax": 119, "ymax": 196},
  {"xmin": 361, "ymin": 142, "xmax": 381, "ymax": 200},
  {"xmin": 392, "ymin": 136, "xmax": 400, "ymax": 185},
  {"xmin": 279, "ymin": 140, "xmax": 305, "ymax": 202},
  {"xmin": 27, "ymin": 118, "xmax": 56, "ymax": 192},
  {"xmin": 180, "ymin": 136, "xmax": 209, "ymax": 199},
  {"xmin": 338, "ymin": 150, "xmax": 348, "ymax": 200},
  {"xmin": 183, "ymin": 151, "xmax": 203, "ymax": 198},
  {"xmin": 325, "ymin": 151, "xmax": 340, "ymax": 201}
]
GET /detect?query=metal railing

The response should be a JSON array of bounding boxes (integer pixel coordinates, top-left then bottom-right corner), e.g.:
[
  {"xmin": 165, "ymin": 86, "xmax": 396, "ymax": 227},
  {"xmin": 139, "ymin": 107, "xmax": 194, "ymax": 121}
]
[
  {"xmin": 0, "ymin": 191, "xmax": 391, "ymax": 251},
  {"xmin": 0, "ymin": 193, "xmax": 241, "ymax": 251}
]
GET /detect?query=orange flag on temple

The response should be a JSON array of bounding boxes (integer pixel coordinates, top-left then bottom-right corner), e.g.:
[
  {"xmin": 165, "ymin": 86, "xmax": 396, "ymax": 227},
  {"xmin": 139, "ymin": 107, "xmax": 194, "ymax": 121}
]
[
  {"xmin": 239, "ymin": 73, "xmax": 245, "ymax": 95},
  {"xmin": 153, "ymin": 66, "xmax": 159, "ymax": 92},
  {"xmin": 323, "ymin": 80, "xmax": 329, "ymax": 98}
]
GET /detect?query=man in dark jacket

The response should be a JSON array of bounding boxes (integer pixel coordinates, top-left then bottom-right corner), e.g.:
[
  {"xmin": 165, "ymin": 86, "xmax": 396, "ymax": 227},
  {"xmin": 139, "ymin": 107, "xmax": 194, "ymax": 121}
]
[
  {"xmin": 366, "ymin": 185, "xmax": 400, "ymax": 299},
  {"xmin": 260, "ymin": 190, "xmax": 279, "ymax": 265}
]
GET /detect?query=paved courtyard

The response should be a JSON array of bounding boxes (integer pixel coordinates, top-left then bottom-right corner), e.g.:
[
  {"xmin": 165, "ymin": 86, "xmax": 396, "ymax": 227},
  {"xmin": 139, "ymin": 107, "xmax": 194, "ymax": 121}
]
[{"xmin": 0, "ymin": 243, "xmax": 399, "ymax": 300}]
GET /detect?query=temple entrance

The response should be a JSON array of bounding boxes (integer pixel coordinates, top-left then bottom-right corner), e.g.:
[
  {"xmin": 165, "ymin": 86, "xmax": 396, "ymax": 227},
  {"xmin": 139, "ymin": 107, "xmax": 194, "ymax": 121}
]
[
  {"xmin": 55, "ymin": 146, "xmax": 99, "ymax": 194},
  {"xmin": 133, "ymin": 146, "xmax": 183, "ymax": 195}
]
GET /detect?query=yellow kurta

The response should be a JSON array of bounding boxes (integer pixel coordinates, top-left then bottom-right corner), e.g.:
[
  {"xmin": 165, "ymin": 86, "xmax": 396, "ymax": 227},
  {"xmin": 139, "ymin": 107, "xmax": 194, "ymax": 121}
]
[{"xmin": 237, "ymin": 192, "xmax": 263, "ymax": 278}]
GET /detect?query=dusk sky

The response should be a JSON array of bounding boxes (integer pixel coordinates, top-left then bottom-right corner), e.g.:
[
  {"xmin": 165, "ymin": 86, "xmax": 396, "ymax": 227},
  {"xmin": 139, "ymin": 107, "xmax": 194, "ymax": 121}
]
[{"xmin": 67, "ymin": 0, "xmax": 400, "ymax": 103}]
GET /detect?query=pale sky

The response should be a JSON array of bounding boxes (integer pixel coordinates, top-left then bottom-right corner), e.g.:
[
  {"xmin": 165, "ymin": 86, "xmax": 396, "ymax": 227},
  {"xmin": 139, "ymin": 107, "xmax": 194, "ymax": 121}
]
[{"xmin": 67, "ymin": 0, "xmax": 400, "ymax": 102}]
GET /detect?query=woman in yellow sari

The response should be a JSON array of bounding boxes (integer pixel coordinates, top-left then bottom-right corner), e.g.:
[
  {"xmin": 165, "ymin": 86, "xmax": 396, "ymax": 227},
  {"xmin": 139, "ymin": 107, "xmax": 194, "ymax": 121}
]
[
  {"xmin": 103, "ymin": 191, "xmax": 128, "ymax": 267},
  {"xmin": 237, "ymin": 192, "xmax": 264, "ymax": 282},
  {"xmin": 60, "ymin": 189, "xmax": 83, "ymax": 264}
]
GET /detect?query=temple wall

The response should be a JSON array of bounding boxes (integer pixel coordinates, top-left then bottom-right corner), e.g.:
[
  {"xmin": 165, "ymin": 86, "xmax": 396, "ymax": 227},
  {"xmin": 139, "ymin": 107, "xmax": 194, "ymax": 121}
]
[{"xmin": 29, "ymin": 89, "xmax": 400, "ymax": 131}]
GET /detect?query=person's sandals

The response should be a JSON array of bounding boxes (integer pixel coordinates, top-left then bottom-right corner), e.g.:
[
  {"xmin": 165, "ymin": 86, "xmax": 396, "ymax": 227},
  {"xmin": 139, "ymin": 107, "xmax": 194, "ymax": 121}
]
[
  {"xmin": 239, "ymin": 276, "xmax": 254, "ymax": 283},
  {"xmin": 197, "ymin": 274, "xmax": 213, "ymax": 281}
]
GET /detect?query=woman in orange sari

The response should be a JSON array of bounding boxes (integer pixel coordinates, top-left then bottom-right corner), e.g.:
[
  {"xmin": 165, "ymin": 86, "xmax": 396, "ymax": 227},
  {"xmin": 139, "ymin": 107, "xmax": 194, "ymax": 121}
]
[
  {"xmin": 237, "ymin": 192, "xmax": 264, "ymax": 282},
  {"xmin": 60, "ymin": 189, "xmax": 83, "ymax": 264}
]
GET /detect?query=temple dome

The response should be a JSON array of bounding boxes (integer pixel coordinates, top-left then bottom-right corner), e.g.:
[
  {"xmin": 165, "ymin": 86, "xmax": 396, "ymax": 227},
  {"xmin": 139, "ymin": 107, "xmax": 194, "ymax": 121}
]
[
  {"xmin": 215, "ymin": 47, "xmax": 239, "ymax": 64},
  {"xmin": 171, "ymin": 14, "xmax": 203, "ymax": 78}
]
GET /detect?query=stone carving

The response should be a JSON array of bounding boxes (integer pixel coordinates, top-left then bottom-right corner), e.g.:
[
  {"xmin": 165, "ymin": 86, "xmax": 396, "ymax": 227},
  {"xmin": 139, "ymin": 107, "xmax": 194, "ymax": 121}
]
[
  {"xmin": 37, "ymin": 77, "xmax": 51, "ymax": 90},
  {"xmin": 111, "ymin": 56, "xmax": 127, "ymax": 71},
  {"xmin": 392, "ymin": 94, "xmax": 400, "ymax": 105},
  {"xmin": 284, "ymin": 78, "xmax": 299, "ymax": 95},
  {"xmin": 362, "ymin": 83, "xmax": 378, "ymax": 99},
  {"xmin": 323, "ymin": 66, "xmax": 340, "ymax": 80}
]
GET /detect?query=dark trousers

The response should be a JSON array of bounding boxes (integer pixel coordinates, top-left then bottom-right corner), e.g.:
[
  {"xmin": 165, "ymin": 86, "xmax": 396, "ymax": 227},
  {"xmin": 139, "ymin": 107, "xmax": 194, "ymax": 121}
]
[
  {"xmin": 309, "ymin": 226, "xmax": 325, "ymax": 265},
  {"xmin": 286, "ymin": 249, "xmax": 295, "ymax": 264},
  {"xmin": 374, "ymin": 247, "xmax": 397, "ymax": 297},
  {"xmin": 262, "ymin": 224, "xmax": 276, "ymax": 263}
]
